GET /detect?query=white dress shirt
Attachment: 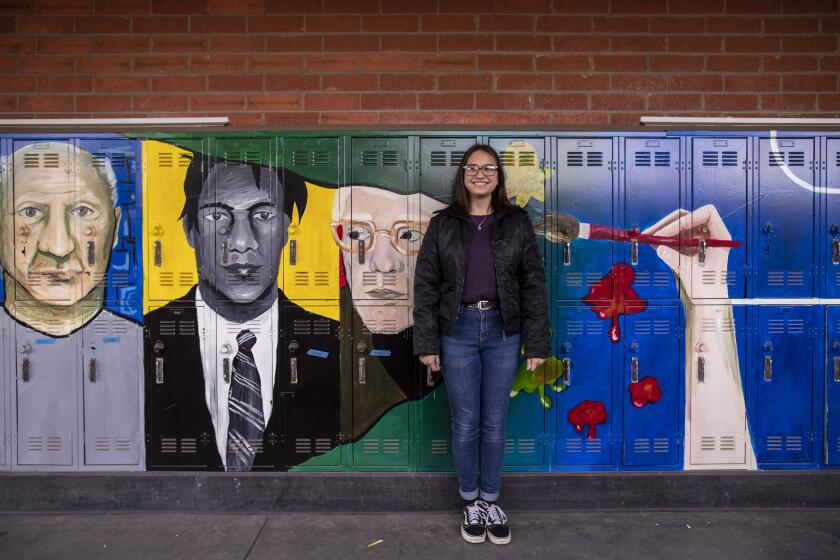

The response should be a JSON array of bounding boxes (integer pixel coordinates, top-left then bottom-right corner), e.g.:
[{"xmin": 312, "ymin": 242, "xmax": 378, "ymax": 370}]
[{"xmin": 196, "ymin": 288, "xmax": 278, "ymax": 466}]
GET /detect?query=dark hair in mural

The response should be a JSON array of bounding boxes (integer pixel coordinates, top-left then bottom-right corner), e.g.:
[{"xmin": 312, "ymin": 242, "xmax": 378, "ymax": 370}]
[
  {"xmin": 179, "ymin": 151, "xmax": 309, "ymax": 232},
  {"xmin": 451, "ymin": 144, "xmax": 512, "ymax": 216}
]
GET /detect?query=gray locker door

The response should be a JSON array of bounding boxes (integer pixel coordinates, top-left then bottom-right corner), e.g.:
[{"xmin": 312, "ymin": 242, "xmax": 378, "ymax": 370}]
[
  {"xmin": 15, "ymin": 322, "xmax": 78, "ymax": 467},
  {"xmin": 0, "ymin": 311, "xmax": 8, "ymax": 470},
  {"xmin": 419, "ymin": 137, "xmax": 479, "ymax": 204},
  {"xmin": 81, "ymin": 311, "xmax": 143, "ymax": 468},
  {"xmin": 756, "ymin": 138, "xmax": 815, "ymax": 298},
  {"xmin": 825, "ymin": 138, "xmax": 840, "ymax": 297}
]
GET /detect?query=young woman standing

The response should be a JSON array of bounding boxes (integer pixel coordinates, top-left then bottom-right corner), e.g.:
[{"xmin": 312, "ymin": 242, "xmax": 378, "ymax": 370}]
[{"xmin": 413, "ymin": 144, "xmax": 551, "ymax": 545}]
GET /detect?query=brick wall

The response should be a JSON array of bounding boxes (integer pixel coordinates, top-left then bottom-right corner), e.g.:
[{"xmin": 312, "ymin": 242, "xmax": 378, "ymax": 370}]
[{"xmin": 1, "ymin": 0, "xmax": 839, "ymax": 126}]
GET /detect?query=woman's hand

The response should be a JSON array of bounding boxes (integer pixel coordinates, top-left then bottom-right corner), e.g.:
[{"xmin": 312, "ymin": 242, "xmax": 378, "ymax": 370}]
[
  {"xmin": 526, "ymin": 357, "xmax": 545, "ymax": 372},
  {"xmin": 420, "ymin": 354, "xmax": 441, "ymax": 372}
]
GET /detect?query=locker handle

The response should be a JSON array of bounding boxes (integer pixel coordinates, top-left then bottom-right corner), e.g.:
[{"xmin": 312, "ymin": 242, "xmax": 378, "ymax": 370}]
[
  {"xmin": 223, "ymin": 357, "xmax": 230, "ymax": 384},
  {"xmin": 89, "ymin": 356, "xmax": 96, "ymax": 383},
  {"xmin": 358, "ymin": 239, "xmax": 365, "ymax": 264},
  {"xmin": 154, "ymin": 240, "xmax": 162, "ymax": 267},
  {"xmin": 426, "ymin": 365, "xmax": 435, "ymax": 388},
  {"xmin": 87, "ymin": 241, "xmax": 95, "ymax": 266},
  {"xmin": 290, "ymin": 356, "xmax": 298, "ymax": 385},
  {"xmin": 358, "ymin": 356, "xmax": 366, "ymax": 385},
  {"xmin": 697, "ymin": 356, "xmax": 705, "ymax": 384},
  {"xmin": 21, "ymin": 357, "xmax": 30, "ymax": 383},
  {"xmin": 698, "ymin": 239, "xmax": 707, "ymax": 267},
  {"xmin": 155, "ymin": 357, "xmax": 164, "ymax": 384},
  {"xmin": 630, "ymin": 239, "xmax": 638, "ymax": 266},
  {"xmin": 631, "ymin": 356, "xmax": 639, "ymax": 383},
  {"xmin": 562, "ymin": 357, "xmax": 571, "ymax": 385},
  {"xmin": 563, "ymin": 241, "xmax": 571, "ymax": 266},
  {"xmin": 834, "ymin": 356, "xmax": 840, "ymax": 382},
  {"xmin": 833, "ymin": 239, "xmax": 840, "ymax": 265},
  {"xmin": 221, "ymin": 240, "xmax": 229, "ymax": 265},
  {"xmin": 763, "ymin": 355, "xmax": 773, "ymax": 382},
  {"xmin": 289, "ymin": 239, "xmax": 297, "ymax": 266}
]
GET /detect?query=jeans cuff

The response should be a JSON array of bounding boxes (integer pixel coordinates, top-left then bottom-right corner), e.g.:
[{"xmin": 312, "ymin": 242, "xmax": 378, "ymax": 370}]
[
  {"xmin": 459, "ymin": 488, "xmax": 479, "ymax": 501},
  {"xmin": 479, "ymin": 490, "xmax": 499, "ymax": 502}
]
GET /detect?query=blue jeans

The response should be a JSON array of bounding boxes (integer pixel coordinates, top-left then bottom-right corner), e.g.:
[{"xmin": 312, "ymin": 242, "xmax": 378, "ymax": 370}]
[{"xmin": 440, "ymin": 306, "xmax": 521, "ymax": 502}]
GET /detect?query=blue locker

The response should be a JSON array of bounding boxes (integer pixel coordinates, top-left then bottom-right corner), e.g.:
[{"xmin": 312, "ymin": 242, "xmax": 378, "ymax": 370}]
[
  {"xmin": 553, "ymin": 138, "xmax": 615, "ymax": 301},
  {"xmin": 825, "ymin": 138, "xmax": 840, "ymax": 298},
  {"xmin": 689, "ymin": 137, "xmax": 749, "ymax": 300},
  {"xmin": 753, "ymin": 306, "xmax": 814, "ymax": 465},
  {"xmin": 552, "ymin": 306, "xmax": 616, "ymax": 468},
  {"xmin": 824, "ymin": 306, "xmax": 840, "ymax": 465},
  {"xmin": 623, "ymin": 138, "xmax": 682, "ymax": 301},
  {"xmin": 622, "ymin": 305, "xmax": 682, "ymax": 467},
  {"xmin": 756, "ymin": 138, "xmax": 815, "ymax": 298}
]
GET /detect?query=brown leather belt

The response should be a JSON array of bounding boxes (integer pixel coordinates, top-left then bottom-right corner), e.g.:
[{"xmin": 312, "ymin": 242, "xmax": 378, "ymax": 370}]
[{"xmin": 462, "ymin": 300, "xmax": 499, "ymax": 311}]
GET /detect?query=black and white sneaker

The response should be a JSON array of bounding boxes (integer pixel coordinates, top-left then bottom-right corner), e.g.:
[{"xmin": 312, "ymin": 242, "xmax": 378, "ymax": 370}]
[
  {"xmin": 482, "ymin": 502, "xmax": 511, "ymax": 545},
  {"xmin": 461, "ymin": 500, "xmax": 486, "ymax": 543}
]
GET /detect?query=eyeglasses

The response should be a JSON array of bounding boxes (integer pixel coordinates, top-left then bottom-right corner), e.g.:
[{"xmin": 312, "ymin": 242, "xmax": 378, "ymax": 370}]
[
  {"xmin": 330, "ymin": 219, "xmax": 428, "ymax": 256},
  {"xmin": 463, "ymin": 164, "xmax": 499, "ymax": 176}
]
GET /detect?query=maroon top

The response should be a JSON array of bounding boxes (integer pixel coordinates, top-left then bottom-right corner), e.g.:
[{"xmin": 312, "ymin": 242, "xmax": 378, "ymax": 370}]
[{"xmin": 462, "ymin": 213, "xmax": 498, "ymax": 303}]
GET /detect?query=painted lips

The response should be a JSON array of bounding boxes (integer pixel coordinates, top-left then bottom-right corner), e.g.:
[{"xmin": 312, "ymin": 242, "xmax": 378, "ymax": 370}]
[{"xmin": 365, "ymin": 288, "xmax": 405, "ymax": 299}]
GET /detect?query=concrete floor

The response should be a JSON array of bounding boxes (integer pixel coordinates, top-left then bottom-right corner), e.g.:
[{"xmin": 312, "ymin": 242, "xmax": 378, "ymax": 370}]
[{"xmin": 0, "ymin": 510, "xmax": 838, "ymax": 560}]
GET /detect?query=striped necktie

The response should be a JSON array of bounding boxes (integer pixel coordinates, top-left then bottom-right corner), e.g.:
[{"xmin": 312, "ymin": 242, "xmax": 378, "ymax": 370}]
[{"xmin": 226, "ymin": 329, "xmax": 264, "ymax": 471}]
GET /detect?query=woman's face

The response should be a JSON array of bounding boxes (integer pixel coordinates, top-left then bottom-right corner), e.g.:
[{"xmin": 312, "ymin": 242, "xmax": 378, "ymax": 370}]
[{"xmin": 463, "ymin": 150, "xmax": 499, "ymax": 202}]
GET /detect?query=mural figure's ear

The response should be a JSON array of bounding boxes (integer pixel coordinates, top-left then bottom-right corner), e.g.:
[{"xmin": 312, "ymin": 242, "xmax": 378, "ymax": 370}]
[
  {"xmin": 112, "ymin": 207, "xmax": 122, "ymax": 250},
  {"xmin": 183, "ymin": 216, "xmax": 197, "ymax": 249}
]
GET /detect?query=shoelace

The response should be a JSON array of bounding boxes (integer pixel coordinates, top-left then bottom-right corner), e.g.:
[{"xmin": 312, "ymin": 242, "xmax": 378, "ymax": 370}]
[
  {"xmin": 483, "ymin": 504, "xmax": 507, "ymax": 527},
  {"xmin": 464, "ymin": 502, "xmax": 485, "ymax": 525}
]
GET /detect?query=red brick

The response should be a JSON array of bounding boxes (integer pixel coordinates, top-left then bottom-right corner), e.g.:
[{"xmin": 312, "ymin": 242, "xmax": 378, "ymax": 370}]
[
  {"xmin": 610, "ymin": 0, "xmax": 665, "ymax": 13},
  {"xmin": 362, "ymin": 15, "xmax": 418, "ymax": 32},
  {"xmin": 152, "ymin": 35, "xmax": 208, "ymax": 52},
  {"xmin": 649, "ymin": 54, "xmax": 704, "ymax": 71},
  {"xmin": 822, "ymin": 55, "xmax": 840, "ymax": 71},
  {"xmin": 208, "ymin": 74, "xmax": 264, "ymax": 91},
  {"xmin": 323, "ymin": 34, "xmax": 380, "ymax": 52},
  {"xmin": 534, "ymin": 16, "xmax": 589, "ymax": 32},
  {"xmin": 76, "ymin": 95, "xmax": 131, "ymax": 112},
  {"xmin": 668, "ymin": 0, "xmax": 724, "ymax": 13},
  {"xmin": 134, "ymin": 93, "xmax": 190, "ymax": 111},
  {"xmin": 611, "ymin": 36, "xmax": 667, "ymax": 52},
  {"xmin": 593, "ymin": 16, "xmax": 649, "ymax": 33},
  {"xmin": 19, "ymin": 55, "xmax": 74, "ymax": 73},
  {"xmin": 20, "ymin": 95, "xmax": 73, "ymax": 112},
  {"xmin": 96, "ymin": 0, "xmax": 151, "ymax": 15},
  {"xmin": 192, "ymin": 16, "xmax": 246, "ymax": 33},
  {"xmin": 304, "ymin": 93, "xmax": 359, "ymax": 110},
  {"xmin": 668, "ymin": 75, "xmax": 724, "ymax": 91},
  {"xmin": 191, "ymin": 54, "xmax": 248, "ymax": 72},
  {"xmin": 493, "ymin": 111, "xmax": 555, "ymax": 125},
  {"xmin": 249, "ymin": 54, "xmax": 302, "ymax": 72},
  {"xmin": 650, "ymin": 16, "xmax": 705, "ymax": 33},
  {"xmin": 0, "ymin": 96, "xmax": 17, "ymax": 111},
  {"xmin": 16, "ymin": 16, "xmax": 73, "ymax": 33},
  {"xmin": 761, "ymin": 93, "xmax": 817, "ymax": 111},
  {"xmin": 764, "ymin": 16, "xmax": 820, "ymax": 33},
  {"xmin": 151, "ymin": 75, "xmax": 206, "ymax": 91},
  {"xmin": 421, "ymin": 15, "xmax": 476, "ymax": 32},
  {"xmin": 535, "ymin": 54, "xmax": 591, "ymax": 71},
  {"xmin": 782, "ymin": 0, "xmax": 837, "ymax": 13},
  {"xmin": 763, "ymin": 55, "xmax": 819, "ymax": 72},
  {"xmin": 590, "ymin": 93, "xmax": 645, "ymax": 110},
  {"xmin": 133, "ymin": 16, "xmax": 188, "ymax": 33},
  {"xmin": 725, "ymin": 36, "xmax": 781, "ymax": 52},
  {"xmin": 381, "ymin": 35, "xmax": 436, "ymax": 52},
  {"xmin": 190, "ymin": 93, "xmax": 247, "ymax": 111},
  {"xmin": 495, "ymin": 35, "xmax": 552, "ymax": 52},
  {"xmin": 381, "ymin": 0, "xmax": 437, "ymax": 13},
  {"xmin": 323, "ymin": 74, "xmax": 377, "ymax": 91},
  {"xmin": 93, "ymin": 36, "xmax": 150, "ymax": 53},
  {"xmin": 222, "ymin": 113, "xmax": 265, "ymax": 126},
  {"xmin": 266, "ymin": 35, "xmax": 322, "ymax": 52},
  {"xmin": 209, "ymin": 35, "xmax": 266, "ymax": 53},
  {"xmin": 593, "ymin": 54, "xmax": 647, "ymax": 71},
  {"xmin": 0, "ymin": 17, "xmax": 13, "ymax": 33},
  {"xmin": 439, "ymin": 34, "xmax": 493, "ymax": 52},
  {"xmin": 553, "ymin": 111, "xmax": 609, "ymax": 125},
  {"xmin": 781, "ymin": 74, "xmax": 838, "ymax": 91},
  {"xmin": 669, "ymin": 36, "xmax": 722, "ymax": 52},
  {"xmin": 379, "ymin": 111, "xmax": 437, "ymax": 125},
  {"xmin": 380, "ymin": 73, "xmax": 435, "ymax": 90},
  {"xmin": 724, "ymin": 75, "xmax": 780, "ymax": 92},
  {"xmin": 438, "ymin": 73, "xmax": 493, "ymax": 90},
  {"xmin": 552, "ymin": 35, "xmax": 610, "ymax": 52},
  {"xmin": 36, "ymin": 0, "xmax": 91, "ymax": 15},
  {"xmin": 246, "ymin": 93, "xmax": 302, "ymax": 110},
  {"xmin": 553, "ymin": 73, "xmax": 610, "ymax": 90},
  {"xmin": 304, "ymin": 14, "xmax": 360, "ymax": 32},
  {"xmin": 419, "ymin": 54, "xmax": 475, "ymax": 72},
  {"xmin": 495, "ymin": 0, "xmax": 551, "ymax": 13},
  {"xmin": 134, "ymin": 54, "xmax": 189, "ymax": 73},
  {"xmin": 496, "ymin": 73, "xmax": 552, "ymax": 90},
  {"xmin": 706, "ymin": 54, "xmax": 761, "ymax": 71},
  {"xmin": 319, "ymin": 111, "xmax": 378, "ymax": 125},
  {"xmin": 824, "ymin": 17, "xmax": 840, "ymax": 33},
  {"xmin": 553, "ymin": 0, "xmax": 609, "ymax": 12},
  {"xmin": 268, "ymin": 73, "xmax": 320, "ymax": 90},
  {"xmin": 0, "ymin": 56, "xmax": 18, "ymax": 72},
  {"xmin": 77, "ymin": 55, "xmax": 132, "ymax": 72},
  {"xmin": 475, "ymin": 93, "xmax": 532, "ymax": 110},
  {"xmin": 426, "ymin": 110, "xmax": 492, "ymax": 124},
  {"xmin": 75, "ymin": 16, "xmax": 130, "ymax": 33},
  {"xmin": 208, "ymin": 0, "xmax": 263, "ymax": 13},
  {"xmin": 0, "ymin": 1, "xmax": 31, "ymax": 16},
  {"xmin": 0, "ymin": 76, "xmax": 34, "ymax": 92},
  {"xmin": 37, "ymin": 35, "xmax": 91, "ymax": 54},
  {"xmin": 533, "ymin": 93, "xmax": 587, "ymax": 110},
  {"xmin": 323, "ymin": 0, "xmax": 377, "ymax": 12},
  {"xmin": 38, "ymin": 75, "xmax": 92, "ymax": 92},
  {"xmin": 818, "ymin": 94, "xmax": 840, "ymax": 111},
  {"xmin": 152, "ymin": 0, "xmax": 208, "ymax": 15},
  {"xmin": 782, "ymin": 36, "xmax": 838, "ymax": 52},
  {"xmin": 265, "ymin": 0, "xmax": 325, "ymax": 13},
  {"xmin": 609, "ymin": 112, "xmax": 642, "ymax": 125},
  {"xmin": 611, "ymin": 74, "xmax": 667, "ymax": 91},
  {"xmin": 704, "ymin": 94, "xmax": 759, "ymax": 111},
  {"xmin": 477, "ymin": 53, "xmax": 533, "ymax": 71},
  {"xmin": 358, "ymin": 53, "xmax": 422, "ymax": 71},
  {"xmin": 361, "ymin": 93, "xmax": 416, "ymax": 109},
  {"xmin": 305, "ymin": 54, "xmax": 362, "ymax": 72},
  {"xmin": 419, "ymin": 93, "xmax": 481, "ymax": 110},
  {"xmin": 438, "ymin": 0, "xmax": 499, "ymax": 14},
  {"xmin": 647, "ymin": 93, "xmax": 703, "ymax": 111},
  {"xmin": 726, "ymin": 0, "xmax": 782, "ymax": 13},
  {"xmin": 707, "ymin": 16, "xmax": 762, "ymax": 33},
  {"xmin": 264, "ymin": 111, "xmax": 320, "ymax": 125},
  {"xmin": 248, "ymin": 16, "xmax": 304, "ymax": 33},
  {"xmin": 479, "ymin": 15, "xmax": 533, "ymax": 33}
]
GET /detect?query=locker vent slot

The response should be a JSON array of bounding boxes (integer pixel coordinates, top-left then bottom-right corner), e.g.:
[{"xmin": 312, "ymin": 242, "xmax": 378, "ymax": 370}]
[
  {"xmin": 292, "ymin": 150, "xmax": 330, "ymax": 167},
  {"xmin": 567, "ymin": 151, "xmax": 584, "ymax": 167},
  {"xmin": 518, "ymin": 438, "xmax": 535, "ymax": 454},
  {"xmin": 587, "ymin": 151, "xmax": 603, "ymax": 166},
  {"xmin": 360, "ymin": 150, "xmax": 399, "ymax": 166},
  {"xmin": 702, "ymin": 270, "xmax": 737, "ymax": 286},
  {"xmin": 768, "ymin": 318, "xmax": 804, "ymax": 334},
  {"xmin": 314, "ymin": 272, "xmax": 330, "ymax": 287},
  {"xmin": 226, "ymin": 271, "xmax": 260, "ymax": 286},
  {"xmin": 43, "ymin": 153, "xmax": 61, "ymax": 168},
  {"xmin": 653, "ymin": 438, "xmax": 669, "ymax": 453},
  {"xmin": 429, "ymin": 151, "xmax": 447, "ymax": 166},
  {"xmin": 294, "ymin": 272, "xmax": 309, "ymax": 287},
  {"xmin": 701, "ymin": 436, "xmax": 736, "ymax": 451},
  {"xmin": 835, "ymin": 271, "xmax": 840, "ymax": 286},
  {"xmin": 632, "ymin": 320, "xmax": 671, "ymax": 335},
  {"xmin": 314, "ymin": 439, "xmax": 332, "ymax": 454},
  {"xmin": 518, "ymin": 151, "xmax": 536, "ymax": 166},
  {"xmin": 701, "ymin": 317, "xmax": 736, "ymax": 333},
  {"xmin": 722, "ymin": 151, "xmax": 739, "ymax": 166},
  {"xmin": 159, "ymin": 273, "xmax": 174, "ymax": 287},
  {"xmin": 500, "ymin": 151, "xmax": 515, "ymax": 166},
  {"xmin": 223, "ymin": 151, "xmax": 261, "ymax": 165},
  {"xmin": 787, "ymin": 152, "xmax": 805, "ymax": 166},
  {"xmin": 157, "ymin": 152, "xmax": 191, "ymax": 168},
  {"xmin": 226, "ymin": 322, "xmax": 261, "ymax": 335},
  {"xmin": 720, "ymin": 436, "xmax": 736, "ymax": 451},
  {"xmin": 27, "ymin": 436, "xmax": 63, "ymax": 452},
  {"xmin": 295, "ymin": 438, "xmax": 312, "ymax": 454},
  {"xmin": 634, "ymin": 152, "xmax": 651, "ymax": 167},
  {"xmin": 159, "ymin": 320, "xmax": 176, "ymax": 336},
  {"xmin": 566, "ymin": 320, "xmax": 603, "ymax": 336},
  {"xmin": 767, "ymin": 271, "xmax": 804, "ymax": 287},
  {"xmin": 229, "ymin": 439, "xmax": 264, "ymax": 454},
  {"xmin": 836, "ymin": 152, "xmax": 840, "ymax": 167},
  {"xmin": 586, "ymin": 438, "xmax": 602, "ymax": 452},
  {"xmin": 505, "ymin": 439, "xmax": 515, "ymax": 453},
  {"xmin": 179, "ymin": 320, "xmax": 196, "ymax": 336},
  {"xmin": 362, "ymin": 272, "xmax": 397, "ymax": 286},
  {"xmin": 313, "ymin": 319, "xmax": 331, "ymax": 335},
  {"xmin": 293, "ymin": 319, "xmax": 312, "ymax": 335},
  {"xmin": 565, "ymin": 438, "xmax": 582, "ymax": 453},
  {"xmin": 362, "ymin": 440, "xmax": 379, "ymax": 453},
  {"xmin": 633, "ymin": 271, "xmax": 672, "ymax": 287},
  {"xmin": 769, "ymin": 152, "xmax": 784, "ymax": 166},
  {"xmin": 160, "ymin": 438, "xmax": 178, "ymax": 453},
  {"xmin": 633, "ymin": 438, "xmax": 650, "ymax": 454},
  {"xmin": 836, "ymin": 436, "xmax": 840, "ymax": 454},
  {"xmin": 110, "ymin": 271, "xmax": 131, "ymax": 286},
  {"xmin": 371, "ymin": 318, "xmax": 398, "ymax": 334},
  {"xmin": 451, "ymin": 151, "xmax": 465, "ymax": 165},
  {"xmin": 702, "ymin": 151, "xmax": 718, "ymax": 166},
  {"xmin": 95, "ymin": 437, "xmax": 132, "ymax": 452},
  {"xmin": 700, "ymin": 436, "xmax": 715, "ymax": 451},
  {"xmin": 382, "ymin": 439, "xmax": 400, "ymax": 454},
  {"xmin": 655, "ymin": 152, "xmax": 670, "ymax": 167},
  {"xmin": 430, "ymin": 439, "xmax": 448, "ymax": 454},
  {"xmin": 567, "ymin": 151, "xmax": 603, "ymax": 167},
  {"xmin": 23, "ymin": 153, "xmax": 40, "ymax": 168},
  {"xmin": 93, "ymin": 317, "xmax": 129, "ymax": 335},
  {"xmin": 765, "ymin": 435, "xmax": 803, "ymax": 452}
]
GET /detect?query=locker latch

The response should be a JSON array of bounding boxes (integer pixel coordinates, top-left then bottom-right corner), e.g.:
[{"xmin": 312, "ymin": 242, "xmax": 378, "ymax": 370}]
[
  {"xmin": 426, "ymin": 365, "xmax": 435, "ymax": 388},
  {"xmin": 562, "ymin": 357, "xmax": 571, "ymax": 385},
  {"xmin": 89, "ymin": 356, "xmax": 97, "ymax": 383},
  {"xmin": 21, "ymin": 358, "xmax": 30, "ymax": 383},
  {"xmin": 153, "ymin": 240, "xmax": 162, "ymax": 267},
  {"xmin": 833, "ymin": 239, "xmax": 840, "ymax": 265},
  {"xmin": 697, "ymin": 356, "xmax": 705, "ymax": 384},
  {"xmin": 698, "ymin": 239, "xmax": 707, "ymax": 267},
  {"xmin": 763, "ymin": 356, "xmax": 773, "ymax": 382},
  {"xmin": 631, "ymin": 356, "xmax": 639, "ymax": 383},
  {"xmin": 289, "ymin": 239, "xmax": 297, "ymax": 266},
  {"xmin": 563, "ymin": 241, "xmax": 571, "ymax": 266},
  {"xmin": 834, "ymin": 356, "xmax": 840, "ymax": 382},
  {"xmin": 630, "ymin": 238, "xmax": 638, "ymax": 266},
  {"xmin": 357, "ymin": 340, "xmax": 367, "ymax": 384},
  {"xmin": 357, "ymin": 238, "xmax": 365, "ymax": 264},
  {"xmin": 222, "ymin": 357, "xmax": 230, "ymax": 384},
  {"xmin": 288, "ymin": 340, "xmax": 299, "ymax": 385},
  {"xmin": 221, "ymin": 240, "xmax": 229, "ymax": 265},
  {"xmin": 87, "ymin": 241, "xmax": 95, "ymax": 266},
  {"xmin": 153, "ymin": 340, "xmax": 165, "ymax": 384}
]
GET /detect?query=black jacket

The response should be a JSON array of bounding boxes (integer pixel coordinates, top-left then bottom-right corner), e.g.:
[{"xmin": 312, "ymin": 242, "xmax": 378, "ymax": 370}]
[{"xmin": 413, "ymin": 204, "xmax": 551, "ymax": 359}]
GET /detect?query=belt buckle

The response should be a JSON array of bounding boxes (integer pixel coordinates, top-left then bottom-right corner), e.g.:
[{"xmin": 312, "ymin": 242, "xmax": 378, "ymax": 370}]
[{"xmin": 477, "ymin": 300, "xmax": 491, "ymax": 311}]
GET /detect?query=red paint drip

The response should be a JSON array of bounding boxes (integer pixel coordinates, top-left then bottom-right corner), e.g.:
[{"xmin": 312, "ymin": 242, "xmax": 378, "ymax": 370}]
[
  {"xmin": 582, "ymin": 263, "xmax": 647, "ymax": 344},
  {"xmin": 567, "ymin": 400, "xmax": 607, "ymax": 439},
  {"xmin": 336, "ymin": 224, "xmax": 347, "ymax": 289},
  {"xmin": 628, "ymin": 376, "xmax": 662, "ymax": 408}
]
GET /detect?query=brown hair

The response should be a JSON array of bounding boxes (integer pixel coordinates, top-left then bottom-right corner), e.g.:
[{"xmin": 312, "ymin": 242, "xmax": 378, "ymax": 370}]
[{"xmin": 451, "ymin": 144, "xmax": 512, "ymax": 216}]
